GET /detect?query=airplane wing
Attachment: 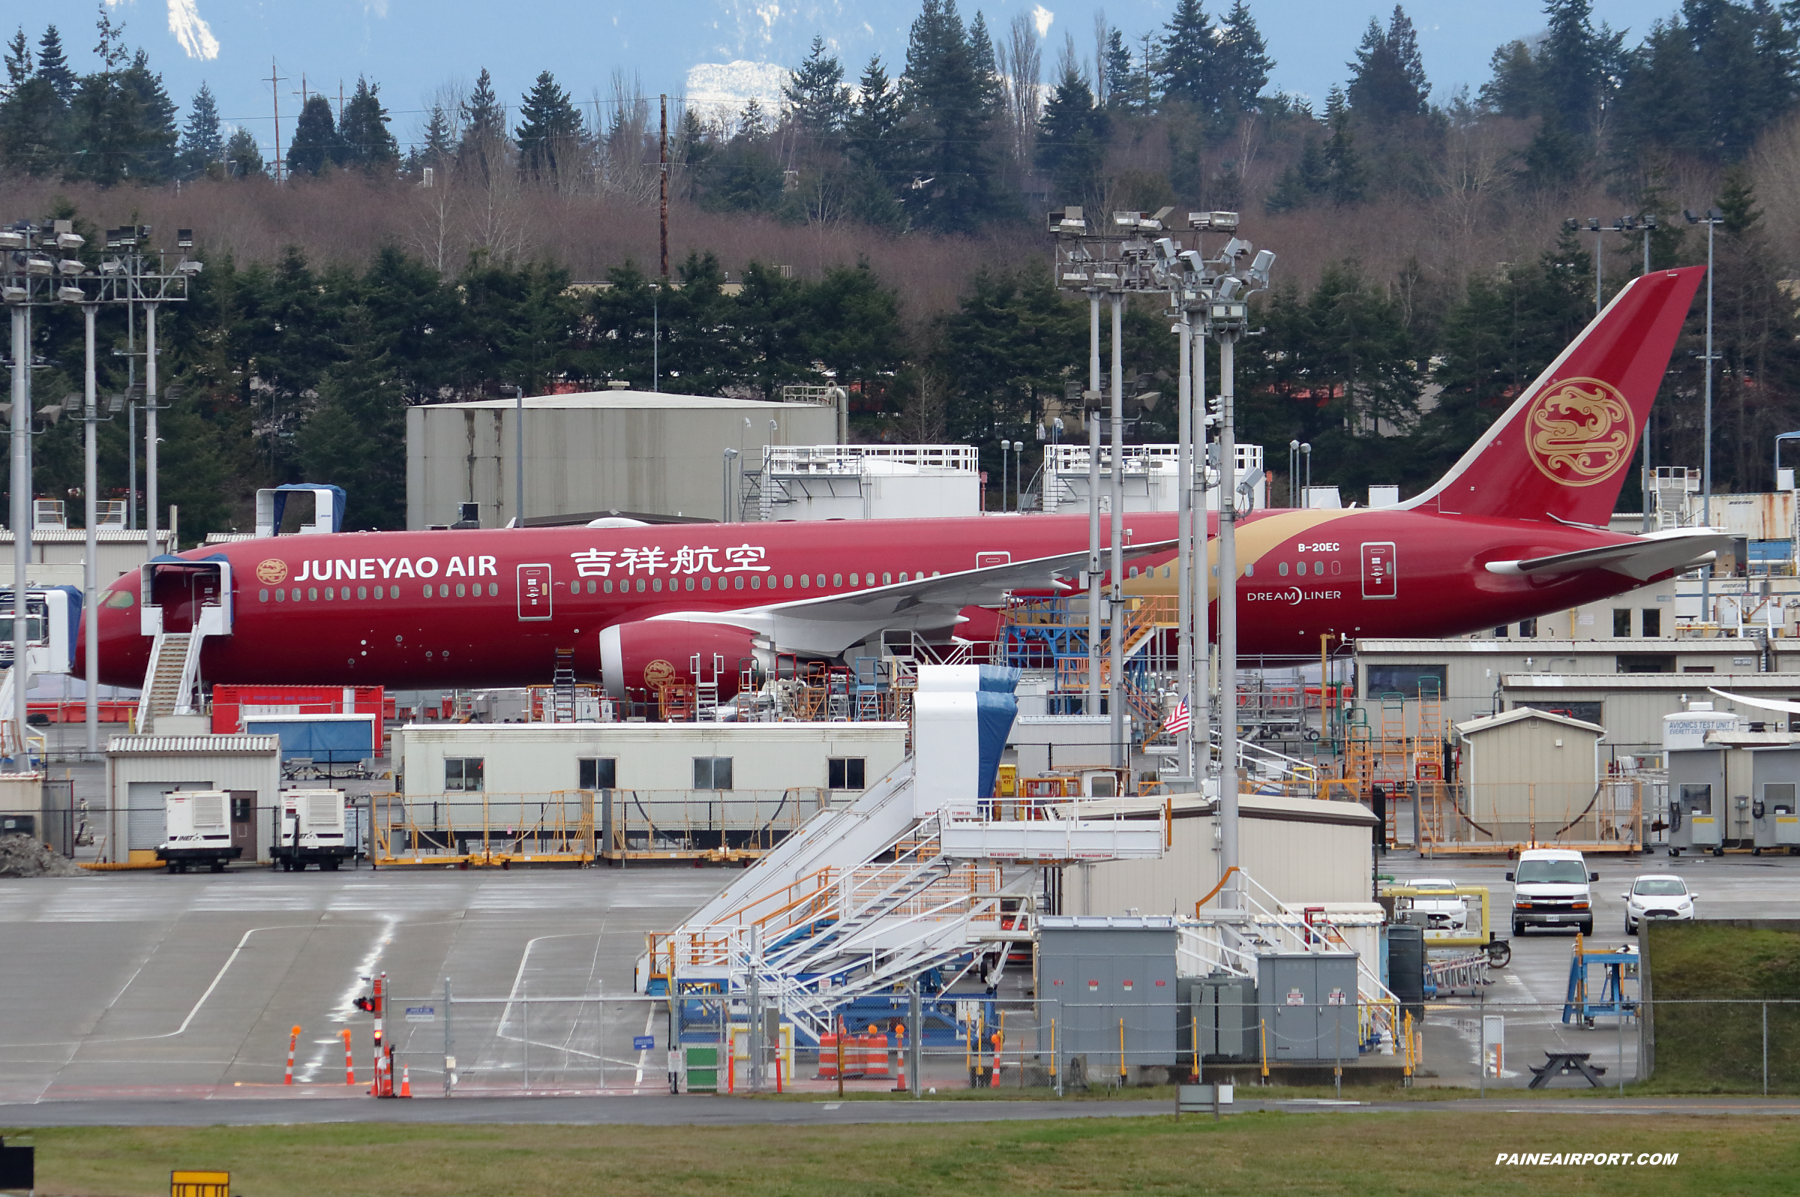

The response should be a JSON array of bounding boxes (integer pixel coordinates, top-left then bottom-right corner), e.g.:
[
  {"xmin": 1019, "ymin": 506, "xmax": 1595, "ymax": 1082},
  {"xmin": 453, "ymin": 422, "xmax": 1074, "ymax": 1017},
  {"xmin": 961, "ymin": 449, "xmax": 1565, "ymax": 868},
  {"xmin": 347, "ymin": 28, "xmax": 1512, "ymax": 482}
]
[
  {"xmin": 1483, "ymin": 529, "xmax": 1734, "ymax": 582},
  {"xmin": 1707, "ymin": 689, "xmax": 1800, "ymax": 716},
  {"xmin": 648, "ymin": 539, "xmax": 1176, "ymax": 656}
]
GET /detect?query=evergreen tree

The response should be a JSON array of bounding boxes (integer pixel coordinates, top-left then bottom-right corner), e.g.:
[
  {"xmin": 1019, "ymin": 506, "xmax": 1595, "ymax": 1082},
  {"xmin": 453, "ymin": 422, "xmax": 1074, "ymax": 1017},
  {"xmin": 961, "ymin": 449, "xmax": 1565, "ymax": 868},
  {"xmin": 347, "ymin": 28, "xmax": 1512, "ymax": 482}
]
[
  {"xmin": 2, "ymin": 28, "xmax": 31, "ymax": 101},
  {"xmin": 784, "ymin": 34, "xmax": 852, "ymax": 135},
  {"xmin": 1213, "ymin": 0, "xmax": 1273, "ymax": 113},
  {"xmin": 294, "ymin": 306, "xmax": 406, "ymax": 529},
  {"xmin": 340, "ymin": 76, "xmax": 398, "ymax": 170},
  {"xmin": 1100, "ymin": 28, "xmax": 1137, "ymax": 112},
  {"xmin": 178, "ymin": 81, "xmax": 223, "ymax": 178},
  {"xmin": 1323, "ymin": 87, "xmax": 1366, "ymax": 204},
  {"xmin": 0, "ymin": 27, "xmax": 65, "ymax": 175},
  {"xmin": 458, "ymin": 67, "xmax": 508, "ymax": 181},
  {"xmin": 1035, "ymin": 59, "xmax": 1109, "ymax": 206},
  {"xmin": 514, "ymin": 70, "xmax": 584, "ymax": 183},
  {"xmin": 1536, "ymin": 0, "xmax": 1604, "ymax": 139},
  {"xmin": 1157, "ymin": 0, "xmax": 1217, "ymax": 111},
  {"xmin": 121, "ymin": 49, "xmax": 179, "ymax": 179},
  {"xmin": 224, "ymin": 126, "xmax": 263, "ymax": 177},
  {"xmin": 738, "ymin": 95, "xmax": 768, "ymax": 141},
  {"xmin": 1346, "ymin": 6, "xmax": 1430, "ymax": 120},
  {"xmin": 847, "ymin": 55, "xmax": 904, "ymax": 176},
  {"xmin": 900, "ymin": 0, "xmax": 1001, "ymax": 233},
  {"xmin": 66, "ymin": 11, "xmax": 172, "ymax": 185},
  {"xmin": 34, "ymin": 25, "xmax": 75, "ymax": 106},
  {"xmin": 968, "ymin": 12, "xmax": 1004, "ymax": 115},
  {"xmin": 1479, "ymin": 40, "xmax": 1536, "ymax": 116},
  {"xmin": 422, "ymin": 103, "xmax": 455, "ymax": 160},
  {"xmin": 286, "ymin": 94, "xmax": 344, "ymax": 176}
]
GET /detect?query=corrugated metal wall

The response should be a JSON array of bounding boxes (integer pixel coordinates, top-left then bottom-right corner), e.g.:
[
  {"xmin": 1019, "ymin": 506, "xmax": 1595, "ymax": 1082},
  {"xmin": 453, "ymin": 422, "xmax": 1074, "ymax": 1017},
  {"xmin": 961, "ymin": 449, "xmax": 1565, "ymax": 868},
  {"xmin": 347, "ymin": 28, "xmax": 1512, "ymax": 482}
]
[
  {"xmin": 1073, "ymin": 806, "xmax": 1374, "ymax": 916},
  {"xmin": 407, "ymin": 399, "xmax": 838, "ymax": 529},
  {"xmin": 105, "ymin": 749, "xmax": 283, "ymax": 862}
]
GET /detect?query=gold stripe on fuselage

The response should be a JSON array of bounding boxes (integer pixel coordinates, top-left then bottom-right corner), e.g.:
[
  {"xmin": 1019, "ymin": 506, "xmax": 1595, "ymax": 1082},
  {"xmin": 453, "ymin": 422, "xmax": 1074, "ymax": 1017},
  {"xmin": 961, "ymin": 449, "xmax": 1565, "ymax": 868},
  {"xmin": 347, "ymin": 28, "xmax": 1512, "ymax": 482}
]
[{"xmin": 1123, "ymin": 508, "xmax": 1363, "ymax": 600}]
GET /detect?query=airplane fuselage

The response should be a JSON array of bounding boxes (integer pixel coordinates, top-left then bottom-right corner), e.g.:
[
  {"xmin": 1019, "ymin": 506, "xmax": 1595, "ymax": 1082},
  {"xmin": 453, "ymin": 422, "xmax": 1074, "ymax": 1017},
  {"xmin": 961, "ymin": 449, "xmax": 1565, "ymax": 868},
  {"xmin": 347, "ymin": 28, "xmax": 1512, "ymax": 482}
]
[{"xmin": 86, "ymin": 507, "xmax": 1663, "ymax": 691}]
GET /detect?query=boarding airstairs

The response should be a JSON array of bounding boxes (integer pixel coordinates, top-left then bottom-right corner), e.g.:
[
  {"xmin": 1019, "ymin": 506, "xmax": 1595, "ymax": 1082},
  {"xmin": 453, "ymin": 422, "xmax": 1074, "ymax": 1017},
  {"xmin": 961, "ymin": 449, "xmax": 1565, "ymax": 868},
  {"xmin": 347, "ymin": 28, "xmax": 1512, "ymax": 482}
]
[
  {"xmin": 134, "ymin": 631, "xmax": 203, "ymax": 732},
  {"xmin": 647, "ymin": 745, "xmax": 1170, "ymax": 1041}
]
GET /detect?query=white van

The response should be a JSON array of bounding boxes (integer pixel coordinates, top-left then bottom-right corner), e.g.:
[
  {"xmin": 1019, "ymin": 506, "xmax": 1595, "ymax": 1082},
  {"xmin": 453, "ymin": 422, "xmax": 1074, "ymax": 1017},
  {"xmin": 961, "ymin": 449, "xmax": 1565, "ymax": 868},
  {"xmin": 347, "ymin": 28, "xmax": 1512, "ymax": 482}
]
[{"xmin": 1506, "ymin": 848, "xmax": 1598, "ymax": 936}]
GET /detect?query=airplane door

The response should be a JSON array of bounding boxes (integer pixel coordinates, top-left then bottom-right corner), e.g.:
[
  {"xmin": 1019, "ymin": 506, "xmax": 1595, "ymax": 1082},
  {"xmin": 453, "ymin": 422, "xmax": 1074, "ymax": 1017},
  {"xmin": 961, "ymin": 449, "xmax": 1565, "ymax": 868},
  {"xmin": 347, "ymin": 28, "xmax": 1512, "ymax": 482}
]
[
  {"xmin": 517, "ymin": 564, "xmax": 553, "ymax": 620},
  {"xmin": 1361, "ymin": 542, "xmax": 1397, "ymax": 599}
]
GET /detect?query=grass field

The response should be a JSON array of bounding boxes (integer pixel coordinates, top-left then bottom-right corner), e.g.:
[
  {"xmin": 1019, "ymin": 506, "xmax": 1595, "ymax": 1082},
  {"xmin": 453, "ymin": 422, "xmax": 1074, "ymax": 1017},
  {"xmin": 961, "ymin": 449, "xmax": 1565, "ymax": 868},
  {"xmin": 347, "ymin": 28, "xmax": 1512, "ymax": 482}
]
[
  {"xmin": 1646, "ymin": 921, "xmax": 1800, "ymax": 1093},
  {"xmin": 6, "ymin": 1113, "xmax": 1797, "ymax": 1197}
]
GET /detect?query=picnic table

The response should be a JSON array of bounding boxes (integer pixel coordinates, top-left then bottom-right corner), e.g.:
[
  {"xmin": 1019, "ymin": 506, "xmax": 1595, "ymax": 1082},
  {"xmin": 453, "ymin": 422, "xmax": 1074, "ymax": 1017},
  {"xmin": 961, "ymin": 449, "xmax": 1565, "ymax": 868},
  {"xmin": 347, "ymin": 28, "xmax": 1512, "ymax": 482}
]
[{"xmin": 1528, "ymin": 1051, "xmax": 1607, "ymax": 1089}]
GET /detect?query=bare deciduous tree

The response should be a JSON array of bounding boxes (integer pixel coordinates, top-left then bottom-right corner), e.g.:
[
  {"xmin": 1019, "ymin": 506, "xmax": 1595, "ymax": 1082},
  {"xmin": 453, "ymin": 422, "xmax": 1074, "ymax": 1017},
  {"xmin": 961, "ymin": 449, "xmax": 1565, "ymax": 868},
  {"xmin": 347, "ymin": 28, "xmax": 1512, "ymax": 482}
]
[{"xmin": 999, "ymin": 14, "xmax": 1044, "ymax": 164}]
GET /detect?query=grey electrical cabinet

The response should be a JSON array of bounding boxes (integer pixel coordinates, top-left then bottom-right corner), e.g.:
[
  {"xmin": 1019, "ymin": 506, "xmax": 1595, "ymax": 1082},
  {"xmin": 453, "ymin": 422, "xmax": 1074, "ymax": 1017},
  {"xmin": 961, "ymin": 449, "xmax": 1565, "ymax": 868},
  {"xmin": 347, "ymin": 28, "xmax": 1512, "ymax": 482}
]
[
  {"xmin": 1192, "ymin": 974, "xmax": 1257, "ymax": 1060},
  {"xmin": 1037, "ymin": 916, "xmax": 1178, "ymax": 1071},
  {"xmin": 1668, "ymin": 748, "xmax": 1725, "ymax": 851},
  {"xmin": 1751, "ymin": 747, "xmax": 1800, "ymax": 854},
  {"xmin": 1256, "ymin": 953, "xmax": 1359, "ymax": 1063}
]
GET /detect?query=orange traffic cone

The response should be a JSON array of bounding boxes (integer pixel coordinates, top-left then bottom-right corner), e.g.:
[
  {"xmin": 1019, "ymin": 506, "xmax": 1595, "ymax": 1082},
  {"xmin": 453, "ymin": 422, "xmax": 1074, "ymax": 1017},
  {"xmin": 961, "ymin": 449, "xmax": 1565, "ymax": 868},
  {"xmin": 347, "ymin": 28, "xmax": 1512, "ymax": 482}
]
[{"xmin": 400, "ymin": 1064, "xmax": 412, "ymax": 1098}]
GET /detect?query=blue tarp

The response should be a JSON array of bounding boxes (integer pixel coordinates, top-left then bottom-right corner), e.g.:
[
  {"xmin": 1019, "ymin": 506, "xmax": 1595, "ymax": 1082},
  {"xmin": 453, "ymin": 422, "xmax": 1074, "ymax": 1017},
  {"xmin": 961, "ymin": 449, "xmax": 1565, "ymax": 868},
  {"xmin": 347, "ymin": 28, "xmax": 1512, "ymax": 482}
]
[
  {"xmin": 975, "ymin": 665, "xmax": 1020, "ymax": 800},
  {"xmin": 244, "ymin": 716, "xmax": 375, "ymax": 764}
]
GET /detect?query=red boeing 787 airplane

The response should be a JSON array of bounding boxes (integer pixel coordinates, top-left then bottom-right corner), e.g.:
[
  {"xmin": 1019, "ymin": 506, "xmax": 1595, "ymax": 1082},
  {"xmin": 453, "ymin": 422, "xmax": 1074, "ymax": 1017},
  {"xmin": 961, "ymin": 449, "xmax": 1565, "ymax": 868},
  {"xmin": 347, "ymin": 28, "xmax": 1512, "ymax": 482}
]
[{"xmin": 83, "ymin": 266, "xmax": 1725, "ymax": 700}]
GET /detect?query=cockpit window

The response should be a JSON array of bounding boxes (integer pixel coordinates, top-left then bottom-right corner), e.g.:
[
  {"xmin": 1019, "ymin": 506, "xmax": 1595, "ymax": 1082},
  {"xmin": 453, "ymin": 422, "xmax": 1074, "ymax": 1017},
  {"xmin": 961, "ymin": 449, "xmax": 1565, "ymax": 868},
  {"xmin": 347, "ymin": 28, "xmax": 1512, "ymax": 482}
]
[{"xmin": 103, "ymin": 589, "xmax": 135, "ymax": 608}]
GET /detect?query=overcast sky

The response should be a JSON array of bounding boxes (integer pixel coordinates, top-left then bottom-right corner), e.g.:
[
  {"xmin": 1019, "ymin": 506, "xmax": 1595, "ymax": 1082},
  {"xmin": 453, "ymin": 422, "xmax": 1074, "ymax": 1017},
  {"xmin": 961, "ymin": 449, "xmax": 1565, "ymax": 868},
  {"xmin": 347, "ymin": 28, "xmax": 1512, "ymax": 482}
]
[{"xmin": 32, "ymin": 0, "xmax": 1662, "ymax": 154}]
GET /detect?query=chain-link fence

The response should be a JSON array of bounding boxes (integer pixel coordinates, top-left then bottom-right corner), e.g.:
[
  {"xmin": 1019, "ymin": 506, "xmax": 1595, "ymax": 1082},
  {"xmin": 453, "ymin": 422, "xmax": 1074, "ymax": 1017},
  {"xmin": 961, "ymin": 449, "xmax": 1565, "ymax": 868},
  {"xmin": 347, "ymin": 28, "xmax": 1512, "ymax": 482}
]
[{"xmin": 361, "ymin": 991, "xmax": 1800, "ymax": 1098}]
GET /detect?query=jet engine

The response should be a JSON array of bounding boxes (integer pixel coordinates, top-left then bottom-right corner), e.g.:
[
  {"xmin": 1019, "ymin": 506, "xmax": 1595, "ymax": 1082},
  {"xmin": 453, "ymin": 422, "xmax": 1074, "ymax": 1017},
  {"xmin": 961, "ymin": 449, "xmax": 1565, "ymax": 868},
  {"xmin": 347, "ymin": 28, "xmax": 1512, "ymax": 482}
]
[{"xmin": 599, "ymin": 619, "xmax": 768, "ymax": 701}]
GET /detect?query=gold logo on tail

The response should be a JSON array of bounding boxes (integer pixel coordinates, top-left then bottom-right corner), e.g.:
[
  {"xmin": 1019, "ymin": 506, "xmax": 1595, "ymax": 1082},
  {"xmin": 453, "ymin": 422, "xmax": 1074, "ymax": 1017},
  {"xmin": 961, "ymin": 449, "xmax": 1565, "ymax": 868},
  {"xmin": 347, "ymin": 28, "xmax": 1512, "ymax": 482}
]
[
  {"xmin": 1525, "ymin": 377, "xmax": 1635, "ymax": 487},
  {"xmin": 256, "ymin": 559, "xmax": 288, "ymax": 585}
]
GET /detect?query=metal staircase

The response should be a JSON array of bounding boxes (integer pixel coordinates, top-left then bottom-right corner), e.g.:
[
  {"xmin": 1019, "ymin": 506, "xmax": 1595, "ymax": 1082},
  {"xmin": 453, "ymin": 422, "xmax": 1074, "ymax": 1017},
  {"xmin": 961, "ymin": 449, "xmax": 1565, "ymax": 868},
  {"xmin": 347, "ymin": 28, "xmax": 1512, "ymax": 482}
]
[
  {"xmin": 134, "ymin": 632, "xmax": 201, "ymax": 733},
  {"xmin": 550, "ymin": 648, "xmax": 577, "ymax": 722}
]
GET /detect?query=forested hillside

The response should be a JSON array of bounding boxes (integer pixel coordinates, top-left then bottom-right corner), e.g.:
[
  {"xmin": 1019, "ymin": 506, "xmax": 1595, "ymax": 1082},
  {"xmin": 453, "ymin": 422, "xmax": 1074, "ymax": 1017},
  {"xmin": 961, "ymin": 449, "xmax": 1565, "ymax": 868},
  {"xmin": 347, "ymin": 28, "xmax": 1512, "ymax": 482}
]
[{"xmin": 2, "ymin": 0, "xmax": 1798, "ymax": 540}]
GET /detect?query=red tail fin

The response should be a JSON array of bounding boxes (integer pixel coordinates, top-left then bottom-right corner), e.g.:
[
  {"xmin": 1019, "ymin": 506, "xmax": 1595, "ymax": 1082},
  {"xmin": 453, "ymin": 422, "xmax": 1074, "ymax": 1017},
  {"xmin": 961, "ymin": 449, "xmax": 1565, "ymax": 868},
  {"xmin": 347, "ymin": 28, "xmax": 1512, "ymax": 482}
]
[{"xmin": 1408, "ymin": 266, "xmax": 1704, "ymax": 525}]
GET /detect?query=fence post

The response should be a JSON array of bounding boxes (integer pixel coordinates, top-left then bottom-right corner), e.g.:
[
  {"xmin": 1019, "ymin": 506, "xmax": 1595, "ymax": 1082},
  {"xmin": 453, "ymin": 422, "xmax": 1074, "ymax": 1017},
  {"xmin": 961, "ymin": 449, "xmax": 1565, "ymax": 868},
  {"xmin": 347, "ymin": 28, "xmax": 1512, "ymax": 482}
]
[
  {"xmin": 1764, "ymin": 1001, "xmax": 1770, "ymax": 1097},
  {"xmin": 443, "ymin": 978, "xmax": 454, "ymax": 1096},
  {"xmin": 521, "ymin": 982, "xmax": 528, "ymax": 1092}
]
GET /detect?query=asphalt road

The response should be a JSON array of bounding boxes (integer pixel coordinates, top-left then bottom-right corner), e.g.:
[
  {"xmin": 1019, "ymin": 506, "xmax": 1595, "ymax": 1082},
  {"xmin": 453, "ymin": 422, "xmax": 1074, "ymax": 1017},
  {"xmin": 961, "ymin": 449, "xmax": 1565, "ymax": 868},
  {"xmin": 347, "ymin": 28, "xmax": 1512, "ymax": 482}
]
[
  {"xmin": 1383, "ymin": 851, "xmax": 1800, "ymax": 1088},
  {"xmin": 3, "ymin": 1093, "xmax": 1797, "ymax": 1128}
]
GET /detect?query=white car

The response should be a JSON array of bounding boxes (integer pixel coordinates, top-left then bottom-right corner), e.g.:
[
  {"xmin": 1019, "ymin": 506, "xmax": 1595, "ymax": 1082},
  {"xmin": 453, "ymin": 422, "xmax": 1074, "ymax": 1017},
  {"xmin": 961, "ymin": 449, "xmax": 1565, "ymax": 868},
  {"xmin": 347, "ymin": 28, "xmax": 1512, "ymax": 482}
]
[
  {"xmin": 1623, "ymin": 874, "xmax": 1698, "ymax": 933},
  {"xmin": 1405, "ymin": 878, "xmax": 1470, "ymax": 934}
]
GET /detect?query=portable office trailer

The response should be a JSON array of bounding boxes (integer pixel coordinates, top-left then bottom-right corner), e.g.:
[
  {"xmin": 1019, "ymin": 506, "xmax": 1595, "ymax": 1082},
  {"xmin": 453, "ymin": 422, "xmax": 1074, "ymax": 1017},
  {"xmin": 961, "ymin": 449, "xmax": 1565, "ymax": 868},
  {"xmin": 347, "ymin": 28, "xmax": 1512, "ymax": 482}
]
[
  {"xmin": 399, "ymin": 721, "xmax": 907, "ymax": 801},
  {"xmin": 103, "ymin": 735, "xmax": 282, "ymax": 865},
  {"xmin": 1750, "ymin": 746, "xmax": 1800, "ymax": 855}
]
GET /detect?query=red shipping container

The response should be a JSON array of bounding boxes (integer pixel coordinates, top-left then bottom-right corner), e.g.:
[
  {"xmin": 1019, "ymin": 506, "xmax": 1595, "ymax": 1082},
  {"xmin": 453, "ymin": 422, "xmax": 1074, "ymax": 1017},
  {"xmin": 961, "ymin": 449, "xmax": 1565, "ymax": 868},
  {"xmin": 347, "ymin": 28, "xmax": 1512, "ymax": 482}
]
[{"xmin": 211, "ymin": 685, "xmax": 386, "ymax": 735}]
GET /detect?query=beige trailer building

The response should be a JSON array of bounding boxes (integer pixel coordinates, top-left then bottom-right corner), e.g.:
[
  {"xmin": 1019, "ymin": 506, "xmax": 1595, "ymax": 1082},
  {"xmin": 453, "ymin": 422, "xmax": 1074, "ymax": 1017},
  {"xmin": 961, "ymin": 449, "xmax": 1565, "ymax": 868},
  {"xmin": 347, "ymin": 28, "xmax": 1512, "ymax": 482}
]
[
  {"xmin": 102, "ymin": 735, "xmax": 283, "ymax": 865},
  {"xmin": 1067, "ymin": 793, "xmax": 1378, "ymax": 916},
  {"xmin": 1451, "ymin": 708, "xmax": 1608, "ymax": 847},
  {"xmin": 405, "ymin": 391, "xmax": 838, "ymax": 529},
  {"xmin": 393, "ymin": 722, "xmax": 910, "ymax": 862}
]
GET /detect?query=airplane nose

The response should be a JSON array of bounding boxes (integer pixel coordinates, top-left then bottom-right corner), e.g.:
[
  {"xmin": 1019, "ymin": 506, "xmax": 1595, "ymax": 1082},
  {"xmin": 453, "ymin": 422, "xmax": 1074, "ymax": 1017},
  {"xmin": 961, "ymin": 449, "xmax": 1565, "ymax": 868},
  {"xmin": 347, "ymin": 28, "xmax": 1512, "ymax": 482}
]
[{"xmin": 80, "ymin": 581, "xmax": 149, "ymax": 688}]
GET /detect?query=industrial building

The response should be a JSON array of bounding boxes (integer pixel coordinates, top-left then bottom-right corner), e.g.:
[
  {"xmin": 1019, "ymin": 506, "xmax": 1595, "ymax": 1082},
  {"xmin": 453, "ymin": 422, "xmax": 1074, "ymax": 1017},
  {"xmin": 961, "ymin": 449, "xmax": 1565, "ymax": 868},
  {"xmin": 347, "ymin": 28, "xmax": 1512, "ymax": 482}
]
[
  {"xmin": 1066, "ymin": 793, "xmax": 1379, "ymax": 915},
  {"xmin": 405, "ymin": 390, "xmax": 838, "ymax": 529},
  {"xmin": 101, "ymin": 734, "xmax": 283, "ymax": 865},
  {"xmin": 753, "ymin": 445, "xmax": 981, "ymax": 521}
]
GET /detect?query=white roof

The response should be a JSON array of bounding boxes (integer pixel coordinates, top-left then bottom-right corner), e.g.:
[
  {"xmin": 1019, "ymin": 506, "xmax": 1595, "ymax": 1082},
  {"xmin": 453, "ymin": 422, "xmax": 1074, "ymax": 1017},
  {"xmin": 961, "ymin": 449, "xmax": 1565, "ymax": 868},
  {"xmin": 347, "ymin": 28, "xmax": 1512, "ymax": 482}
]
[
  {"xmin": 1456, "ymin": 707, "xmax": 1605, "ymax": 737},
  {"xmin": 428, "ymin": 391, "xmax": 800, "ymax": 412},
  {"xmin": 106, "ymin": 734, "xmax": 282, "ymax": 755}
]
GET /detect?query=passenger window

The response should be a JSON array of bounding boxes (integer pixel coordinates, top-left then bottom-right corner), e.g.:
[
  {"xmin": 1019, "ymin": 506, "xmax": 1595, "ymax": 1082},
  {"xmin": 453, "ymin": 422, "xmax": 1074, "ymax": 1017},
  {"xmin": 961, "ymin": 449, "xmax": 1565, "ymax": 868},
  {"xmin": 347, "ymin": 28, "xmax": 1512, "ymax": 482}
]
[
  {"xmin": 1279, "ymin": 562, "xmax": 1289, "ymax": 576},
  {"xmin": 259, "ymin": 588, "xmax": 269, "ymax": 602},
  {"xmin": 834, "ymin": 574, "xmax": 843, "ymax": 587}
]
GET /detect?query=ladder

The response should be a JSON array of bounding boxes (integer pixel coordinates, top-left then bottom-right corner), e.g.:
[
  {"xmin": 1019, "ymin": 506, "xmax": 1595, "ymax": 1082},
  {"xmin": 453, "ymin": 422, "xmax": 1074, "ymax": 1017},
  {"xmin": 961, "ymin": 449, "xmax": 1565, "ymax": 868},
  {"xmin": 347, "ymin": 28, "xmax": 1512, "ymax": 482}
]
[
  {"xmin": 692, "ymin": 652, "xmax": 722, "ymax": 722},
  {"xmin": 551, "ymin": 648, "xmax": 577, "ymax": 723}
]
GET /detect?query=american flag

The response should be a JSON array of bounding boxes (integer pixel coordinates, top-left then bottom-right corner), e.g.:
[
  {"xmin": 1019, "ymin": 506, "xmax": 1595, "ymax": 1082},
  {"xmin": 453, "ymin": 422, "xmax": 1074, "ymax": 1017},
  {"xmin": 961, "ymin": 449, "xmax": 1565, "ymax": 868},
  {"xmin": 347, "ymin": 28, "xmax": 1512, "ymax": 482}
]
[{"xmin": 1163, "ymin": 695, "xmax": 1190, "ymax": 735}]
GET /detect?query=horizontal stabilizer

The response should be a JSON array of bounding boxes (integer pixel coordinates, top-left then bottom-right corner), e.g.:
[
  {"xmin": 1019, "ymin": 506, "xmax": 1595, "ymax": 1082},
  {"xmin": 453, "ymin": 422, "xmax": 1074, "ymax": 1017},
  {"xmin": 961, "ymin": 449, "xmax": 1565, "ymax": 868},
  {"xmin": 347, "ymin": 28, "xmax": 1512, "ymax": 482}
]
[
  {"xmin": 1483, "ymin": 529, "xmax": 1733, "ymax": 582},
  {"xmin": 1707, "ymin": 689, "xmax": 1800, "ymax": 716}
]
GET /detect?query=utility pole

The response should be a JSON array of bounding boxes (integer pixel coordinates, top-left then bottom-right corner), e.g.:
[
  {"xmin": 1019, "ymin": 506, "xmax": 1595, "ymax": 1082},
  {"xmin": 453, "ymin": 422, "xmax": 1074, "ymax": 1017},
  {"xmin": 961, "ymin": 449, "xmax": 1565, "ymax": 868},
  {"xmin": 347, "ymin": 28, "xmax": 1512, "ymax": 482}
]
[
  {"xmin": 1109, "ymin": 294, "xmax": 1125, "ymax": 769},
  {"xmin": 268, "ymin": 60, "xmax": 287, "ymax": 183},
  {"xmin": 1087, "ymin": 294, "xmax": 1101, "ymax": 722}
]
